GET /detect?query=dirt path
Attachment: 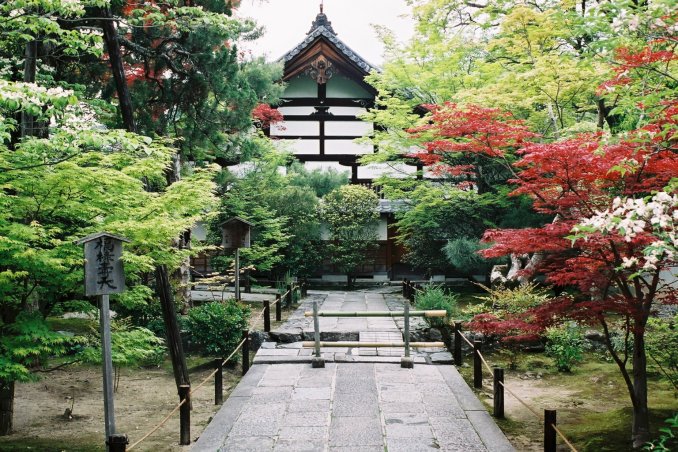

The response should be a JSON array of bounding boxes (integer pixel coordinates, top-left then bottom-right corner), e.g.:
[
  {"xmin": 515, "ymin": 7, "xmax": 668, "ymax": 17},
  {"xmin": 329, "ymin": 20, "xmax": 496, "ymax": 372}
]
[{"xmin": 1, "ymin": 363, "xmax": 240, "ymax": 452}]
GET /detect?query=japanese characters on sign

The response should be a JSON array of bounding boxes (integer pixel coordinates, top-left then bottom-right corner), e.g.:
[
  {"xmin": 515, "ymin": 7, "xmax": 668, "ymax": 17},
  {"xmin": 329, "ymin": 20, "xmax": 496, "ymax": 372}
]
[{"xmin": 77, "ymin": 232, "xmax": 129, "ymax": 296}]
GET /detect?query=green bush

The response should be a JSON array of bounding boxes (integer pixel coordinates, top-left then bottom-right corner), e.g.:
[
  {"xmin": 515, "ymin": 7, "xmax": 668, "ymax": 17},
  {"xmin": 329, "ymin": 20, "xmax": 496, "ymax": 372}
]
[
  {"xmin": 645, "ymin": 315, "xmax": 678, "ymax": 390},
  {"xmin": 415, "ymin": 286, "xmax": 457, "ymax": 328},
  {"xmin": 545, "ymin": 323, "xmax": 584, "ymax": 372},
  {"xmin": 474, "ymin": 282, "xmax": 552, "ymax": 314},
  {"xmin": 643, "ymin": 412, "xmax": 677, "ymax": 451},
  {"xmin": 185, "ymin": 301, "xmax": 250, "ymax": 358}
]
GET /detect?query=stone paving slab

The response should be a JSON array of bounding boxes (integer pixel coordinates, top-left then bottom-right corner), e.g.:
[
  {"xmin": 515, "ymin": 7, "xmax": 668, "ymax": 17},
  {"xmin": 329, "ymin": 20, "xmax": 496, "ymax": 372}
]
[{"xmin": 194, "ymin": 363, "xmax": 514, "ymax": 451}]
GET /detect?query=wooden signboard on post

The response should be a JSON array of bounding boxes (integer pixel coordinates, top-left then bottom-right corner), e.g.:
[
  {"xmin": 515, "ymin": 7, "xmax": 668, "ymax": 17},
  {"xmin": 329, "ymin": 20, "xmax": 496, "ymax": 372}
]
[
  {"xmin": 221, "ymin": 218, "xmax": 253, "ymax": 301},
  {"xmin": 75, "ymin": 232, "xmax": 130, "ymax": 451},
  {"xmin": 221, "ymin": 217, "xmax": 253, "ymax": 250},
  {"xmin": 77, "ymin": 232, "xmax": 130, "ymax": 296}
]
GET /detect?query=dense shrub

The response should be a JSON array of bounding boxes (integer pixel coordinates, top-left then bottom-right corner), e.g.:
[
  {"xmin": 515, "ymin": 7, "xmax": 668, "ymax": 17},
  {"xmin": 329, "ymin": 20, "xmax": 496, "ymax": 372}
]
[
  {"xmin": 184, "ymin": 301, "xmax": 250, "ymax": 358},
  {"xmin": 415, "ymin": 286, "xmax": 457, "ymax": 328},
  {"xmin": 545, "ymin": 324, "xmax": 584, "ymax": 372},
  {"xmin": 474, "ymin": 282, "xmax": 551, "ymax": 314},
  {"xmin": 643, "ymin": 412, "xmax": 678, "ymax": 452},
  {"xmin": 645, "ymin": 315, "xmax": 678, "ymax": 390}
]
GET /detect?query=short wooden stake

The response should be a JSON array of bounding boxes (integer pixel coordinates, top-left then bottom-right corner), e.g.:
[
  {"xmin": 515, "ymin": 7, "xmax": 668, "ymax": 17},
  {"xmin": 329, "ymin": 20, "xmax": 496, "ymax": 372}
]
[
  {"xmin": 493, "ymin": 367, "xmax": 504, "ymax": 418},
  {"xmin": 275, "ymin": 294, "xmax": 282, "ymax": 321},
  {"xmin": 264, "ymin": 300, "xmax": 271, "ymax": 332},
  {"xmin": 241, "ymin": 330, "xmax": 250, "ymax": 376},
  {"xmin": 454, "ymin": 322, "xmax": 462, "ymax": 366},
  {"xmin": 312, "ymin": 301, "xmax": 325, "ymax": 368},
  {"xmin": 401, "ymin": 297, "xmax": 413, "ymax": 368},
  {"xmin": 473, "ymin": 340, "xmax": 482, "ymax": 389},
  {"xmin": 179, "ymin": 385, "xmax": 190, "ymax": 446},
  {"xmin": 107, "ymin": 434, "xmax": 128, "ymax": 452},
  {"xmin": 214, "ymin": 358, "xmax": 223, "ymax": 405},
  {"xmin": 544, "ymin": 409, "xmax": 557, "ymax": 452}
]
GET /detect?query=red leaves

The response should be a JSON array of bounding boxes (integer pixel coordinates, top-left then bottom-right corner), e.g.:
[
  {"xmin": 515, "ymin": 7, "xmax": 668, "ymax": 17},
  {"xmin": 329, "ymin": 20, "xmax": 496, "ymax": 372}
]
[
  {"xmin": 407, "ymin": 102, "xmax": 538, "ymax": 169},
  {"xmin": 252, "ymin": 104, "xmax": 283, "ymax": 128}
]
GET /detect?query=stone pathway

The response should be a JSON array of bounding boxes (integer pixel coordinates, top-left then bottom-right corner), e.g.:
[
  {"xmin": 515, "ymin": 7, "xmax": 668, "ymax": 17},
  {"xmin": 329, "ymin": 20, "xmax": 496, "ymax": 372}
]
[{"xmin": 193, "ymin": 289, "xmax": 515, "ymax": 452}]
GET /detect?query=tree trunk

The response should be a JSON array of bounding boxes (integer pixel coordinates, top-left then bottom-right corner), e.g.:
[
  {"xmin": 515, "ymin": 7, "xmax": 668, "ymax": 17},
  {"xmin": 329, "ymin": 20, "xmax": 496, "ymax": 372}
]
[
  {"xmin": 0, "ymin": 381, "xmax": 15, "ymax": 436},
  {"xmin": 21, "ymin": 40, "xmax": 38, "ymax": 138},
  {"xmin": 100, "ymin": 8, "xmax": 136, "ymax": 132},
  {"xmin": 155, "ymin": 265, "xmax": 190, "ymax": 393},
  {"xmin": 631, "ymin": 329, "xmax": 650, "ymax": 448}
]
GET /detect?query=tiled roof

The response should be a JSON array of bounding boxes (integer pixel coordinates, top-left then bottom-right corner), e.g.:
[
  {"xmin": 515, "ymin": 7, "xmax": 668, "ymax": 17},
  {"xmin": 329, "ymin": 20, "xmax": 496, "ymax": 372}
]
[{"xmin": 282, "ymin": 25, "xmax": 379, "ymax": 74}]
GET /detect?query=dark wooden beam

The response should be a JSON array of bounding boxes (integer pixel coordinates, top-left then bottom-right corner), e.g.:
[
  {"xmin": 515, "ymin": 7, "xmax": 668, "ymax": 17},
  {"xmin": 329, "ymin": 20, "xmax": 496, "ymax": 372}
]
[
  {"xmin": 292, "ymin": 154, "xmax": 359, "ymax": 163},
  {"xmin": 270, "ymin": 135, "xmax": 366, "ymax": 140},
  {"xmin": 281, "ymin": 115, "xmax": 365, "ymax": 121},
  {"xmin": 278, "ymin": 98, "xmax": 374, "ymax": 108}
]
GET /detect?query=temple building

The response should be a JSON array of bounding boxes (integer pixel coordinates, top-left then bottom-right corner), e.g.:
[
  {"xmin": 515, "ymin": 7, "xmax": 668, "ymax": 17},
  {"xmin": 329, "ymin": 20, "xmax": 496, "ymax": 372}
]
[{"xmin": 268, "ymin": 6, "xmax": 425, "ymax": 281}]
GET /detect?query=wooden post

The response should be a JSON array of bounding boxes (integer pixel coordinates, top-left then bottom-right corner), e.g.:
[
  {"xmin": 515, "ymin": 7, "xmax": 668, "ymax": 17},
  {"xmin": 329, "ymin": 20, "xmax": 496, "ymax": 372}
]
[
  {"xmin": 312, "ymin": 301, "xmax": 325, "ymax": 368},
  {"xmin": 244, "ymin": 269, "xmax": 251, "ymax": 294},
  {"xmin": 286, "ymin": 284, "xmax": 293, "ymax": 306},
  {"xmin": 408, "ymin": 282, "xmax": 415, "ymax": 304},
  {"xmin": 544, "ymin": 409, "xmax": 557, "ymax": 452},
  {"xmin": 179, "ymin": 385, "xmax": 190, "ymax": 446},
  {"xmin": 454, "ymin": 322, "xmax": 462, "ymax": 366},
  {"xmin": 275, "ymin": 294, "xmax": 282, "ymax": 321},
  {"xmin": 108, "ymin": 434, "xmax": 128, "ymax": 452},
  {"xmin": 264, "ymin": 300, "xmax": 271, "ymax": 332},
  {"xmin": 401, "ymin": 297, "xmax": 414, "ymax": 368},
  {"xmin": 241, "ymin": 330, "xmax": 250, "ymax": 376},
  {"xmin": 493, "ymin": 368, "xmax": 504, "ymax": 418},
  {"xmin": 214, "ymin": 358, "xmax": 223, "ymax": 405},
  {"xmin": 473, "ymin": 340, "xmax": 483, "ymax": 389},
  {"xmin": 234, "ymin": 248, "xmax": 240, "ymax": 301},
  {"xmin": 402, "ymin": 278, "xmax": 406, "ymax": 297},
  {"xmin": 100, "ymin": 294, "xmax": 116, "ymax": 444}
]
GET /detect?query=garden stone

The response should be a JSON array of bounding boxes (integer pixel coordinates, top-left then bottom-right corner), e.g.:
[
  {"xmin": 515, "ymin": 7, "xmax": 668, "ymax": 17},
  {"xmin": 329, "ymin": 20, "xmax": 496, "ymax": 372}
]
[
  {"xmin": 429, "ymin": 328, "xmax": 443, "ymax": 341},
  {"xmin": 585, "ymin": 330, "xmax": 605, "ymax": 342},
  {"xmin": 248, "ymin": 331, "xmax": 268, "ymax": 351}
]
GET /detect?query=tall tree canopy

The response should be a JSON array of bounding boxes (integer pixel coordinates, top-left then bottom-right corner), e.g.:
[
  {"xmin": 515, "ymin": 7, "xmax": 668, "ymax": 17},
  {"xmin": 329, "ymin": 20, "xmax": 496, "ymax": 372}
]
[{"xmin": 363, "ymin": 0, "xmax": 677, "ymax": 446}]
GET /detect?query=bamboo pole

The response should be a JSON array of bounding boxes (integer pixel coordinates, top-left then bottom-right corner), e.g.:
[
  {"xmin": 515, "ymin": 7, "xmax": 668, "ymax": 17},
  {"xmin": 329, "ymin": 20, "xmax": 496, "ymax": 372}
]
[
  {"xmin": 301, "ymin": 341, "xmax": 445, "ymax": 348},
  {"xmin": 303, "ymin": 310, "xmax": 447, "ymax": 318}
]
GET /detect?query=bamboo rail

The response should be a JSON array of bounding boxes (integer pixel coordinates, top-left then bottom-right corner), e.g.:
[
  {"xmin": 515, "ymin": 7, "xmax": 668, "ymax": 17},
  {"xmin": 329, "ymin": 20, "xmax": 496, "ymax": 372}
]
[
  {"xmin": 301, "ymin": 341, "xmax": 445, "ymax": 348},
  {"xmin": 303, "ymin": 310, "xmax": 447, "ymax": 318}
]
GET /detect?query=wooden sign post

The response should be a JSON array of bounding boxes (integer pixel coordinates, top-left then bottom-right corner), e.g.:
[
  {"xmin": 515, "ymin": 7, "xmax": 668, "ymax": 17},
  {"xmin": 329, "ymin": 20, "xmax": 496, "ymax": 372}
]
[
  {"xmin": 221, "ymin": 218, "xmax": 252, "ymax": 301},
  {"xmin": 76, "ymin": 232, "xmax": 130, "ymax": 450}
]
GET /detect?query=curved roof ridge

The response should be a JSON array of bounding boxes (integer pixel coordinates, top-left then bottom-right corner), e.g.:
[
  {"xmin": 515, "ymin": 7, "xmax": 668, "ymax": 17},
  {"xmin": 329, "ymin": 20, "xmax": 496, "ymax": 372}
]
[{"xmin": 282, "ymin": 25, "xmax": 380, "ymax": 74}]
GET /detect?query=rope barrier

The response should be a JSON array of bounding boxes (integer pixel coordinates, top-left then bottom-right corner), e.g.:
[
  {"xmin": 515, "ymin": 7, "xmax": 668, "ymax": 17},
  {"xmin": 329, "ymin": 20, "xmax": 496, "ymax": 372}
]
[
  {"xmin": 127, "ymin": 398, "xmax": 187, "ymax": 450},
  {"xmin": 453, "ymin": 324, "xmax": 578, "ymax": 452},
  {"xmin": 553, "ymin": 424, "xmax": 579, "ymax": 451},
  {"xmin": 127, "ymin": 285, "xmax": 303, "ymax": 450}
]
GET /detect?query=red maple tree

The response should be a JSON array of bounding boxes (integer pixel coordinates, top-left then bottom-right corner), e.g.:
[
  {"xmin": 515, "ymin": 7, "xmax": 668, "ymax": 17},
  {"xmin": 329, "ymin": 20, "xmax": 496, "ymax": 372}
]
[{"xmin": 405, "ymin": 41, "xmax": 677, "ymax": 447}]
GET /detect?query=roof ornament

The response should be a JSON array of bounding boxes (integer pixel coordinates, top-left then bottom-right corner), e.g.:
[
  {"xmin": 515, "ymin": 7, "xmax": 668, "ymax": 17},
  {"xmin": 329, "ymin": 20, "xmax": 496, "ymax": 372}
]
[
  {"xmin": 306, "ymin": 55, "xmax": 334, "ymax": 84},
  {"xmin": 308, "ymin": 1, "xmax": 336, "ymax": 35}
]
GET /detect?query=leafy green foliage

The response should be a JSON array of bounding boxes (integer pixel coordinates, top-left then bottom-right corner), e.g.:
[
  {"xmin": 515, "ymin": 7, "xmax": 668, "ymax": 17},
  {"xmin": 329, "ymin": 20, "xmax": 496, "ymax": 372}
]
[
  {"xmin": 0, "ymin": 313, "xmax": 78, "ymax": 383},
  {"xmin": 545, "ymin": 324, "xmax": 584, "ymax": 372},
  {"xmin": 643, "ymin": 413, "xmax": 678, "ymax": 452},
  {"xmin": 443, "ymin": 237, "xmax": 499, "ymax": 276},
  {"xmin": 184, "ymin": 301, "xmax": 250, "ymax": 358},
  {"xmin": 288, "ymin": 164, "xmax": 349, "ymax": 197},
  {"xmin": 415, "ymin": 286, "xmax": 457, "ymax": 328},
  {"xmin": 392, "ymin": 185, "xmax": 503, "ymax": 274},
  {"xmin": 645, "ymin": 315, "xmax": 678, "ymax": 390},
  {"xmin": 319, "ymin": 185, "xmax": 380, "ymax": 284},
  {"xmin": 78, "ymin": 319, "xmax": 165, "ymax": 368},
  {"xmin": 473, "ymin": 282, "xmax": 552, "ymax": 315}
]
